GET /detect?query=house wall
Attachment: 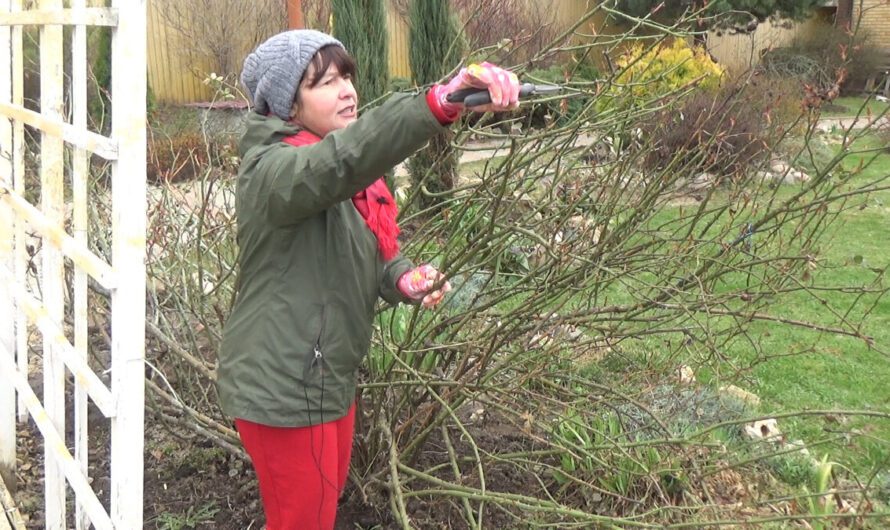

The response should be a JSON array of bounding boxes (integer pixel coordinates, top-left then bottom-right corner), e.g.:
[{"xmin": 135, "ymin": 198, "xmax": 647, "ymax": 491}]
[{"xmin": 855, "ymin": 0, "xmax": 890, "ymax": 49}]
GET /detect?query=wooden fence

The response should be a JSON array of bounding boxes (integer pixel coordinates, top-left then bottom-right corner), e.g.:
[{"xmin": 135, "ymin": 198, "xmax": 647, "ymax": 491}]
[
  {"xmin": 147, "ymin": 1, "xmax": 214, "ymax": 105},
  {"xmin": 148, "ymin": 0, "xmax": 606, "ymax": 104},
  {"xmin": 707, "ymin": 12, "xmax": 831, "ymax": 74},
  {"xmin": 146, "ymin": 0, "xmax": 442, "ymax": 103}
]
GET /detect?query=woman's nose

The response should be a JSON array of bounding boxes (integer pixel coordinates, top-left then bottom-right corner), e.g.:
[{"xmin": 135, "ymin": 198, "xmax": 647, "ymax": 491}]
[{"xmin": 340, "ymin": 79, "xmax": 356, "ymax": 99}]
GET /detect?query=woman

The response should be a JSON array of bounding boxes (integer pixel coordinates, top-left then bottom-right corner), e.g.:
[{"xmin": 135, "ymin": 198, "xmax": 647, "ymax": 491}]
[{"xmin": 219, "ymin": 29, "xmax": 520, "ymax": 530}]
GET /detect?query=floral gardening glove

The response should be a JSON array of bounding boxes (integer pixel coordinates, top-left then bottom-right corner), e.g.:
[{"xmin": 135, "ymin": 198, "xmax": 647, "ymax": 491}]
[
  {"xmin": 398, "ymin": 264, "xmax": 452, "ymax": 309},
  {"xmin": 431, "ymin": 62, "xmax": 521, "ymax": 114}
]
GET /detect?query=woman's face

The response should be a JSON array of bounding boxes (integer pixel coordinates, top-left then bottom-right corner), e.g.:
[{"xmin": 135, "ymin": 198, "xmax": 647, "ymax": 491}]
[{"xmin": 291, "ymin": 62, "xmax": 358, "ymax": 137}]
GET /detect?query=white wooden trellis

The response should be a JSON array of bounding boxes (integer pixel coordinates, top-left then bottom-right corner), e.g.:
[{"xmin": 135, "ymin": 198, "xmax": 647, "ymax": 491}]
[{"xmin": 0, "ymin": 1, "xmax": 146, "ymax": 529}]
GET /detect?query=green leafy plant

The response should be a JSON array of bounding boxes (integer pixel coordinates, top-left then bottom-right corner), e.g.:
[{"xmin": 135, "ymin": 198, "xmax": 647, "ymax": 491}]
[
  {"xmin": 155, "ymin": 502, "xmax": 219, "ymax": 530},
  {"xmin": 802, "ymin": 456, "xmax": 836, "ymax": 530},
  {"xmin": 552, "ymin": 409, "xmax": 597, "ymax": 482},
  {"xmin": 768, "ymin": 450, "xmax": 817, "ymax": 487},
  {"xmin": 552, "ymin": 411, "xmax": 666, "ymax": 498}
]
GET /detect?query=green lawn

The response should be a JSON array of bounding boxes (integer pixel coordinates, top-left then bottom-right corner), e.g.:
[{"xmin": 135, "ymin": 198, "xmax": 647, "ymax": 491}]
[
  {"xmin": 656, "ymin": 132, "xmax": 890, "ymax": 477},
  {"xmin": 644, "ymin": 132, "xmax": 890, "ymax": 476},
  {"xmin": 741, "ymin": 135, "xmax": 890, "ymax": 476},
  {"xmin": 822, "ymin": 95, "xmax": 890, "ymax": 119},
  {"xmin": 453, "ymin": 130, "xmax": 890, "ymax": 482}
]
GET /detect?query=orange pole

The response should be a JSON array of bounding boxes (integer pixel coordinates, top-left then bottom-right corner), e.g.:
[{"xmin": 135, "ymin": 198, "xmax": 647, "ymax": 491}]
[
  {"xmin": 835, "ymin": 0, "xmax": 852, "ymax": 31},
  {"xmin": 287, "ymin": 0, "xmax": 304, "ymax": 29}
]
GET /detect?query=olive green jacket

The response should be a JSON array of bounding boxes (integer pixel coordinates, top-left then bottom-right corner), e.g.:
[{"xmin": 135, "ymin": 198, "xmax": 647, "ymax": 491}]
[{"xmin": 218, "ymin": 93, "xmax": 446, "ymax": 427}]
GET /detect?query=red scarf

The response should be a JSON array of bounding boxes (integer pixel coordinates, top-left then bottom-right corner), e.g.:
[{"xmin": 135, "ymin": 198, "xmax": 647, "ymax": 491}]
[{"xmin": 282, "ymin": 130, "xmax": 400, "ymax": 261}]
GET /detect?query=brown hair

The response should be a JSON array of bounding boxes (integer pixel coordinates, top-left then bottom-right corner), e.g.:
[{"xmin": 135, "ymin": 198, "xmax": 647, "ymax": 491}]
[
  {"xmin": 302, "ymin": 44, "xmax": 356, "ymax": 88},
  {"xmin": 290, "ymin": 45, "xmax": 357, "ymax": 119}
]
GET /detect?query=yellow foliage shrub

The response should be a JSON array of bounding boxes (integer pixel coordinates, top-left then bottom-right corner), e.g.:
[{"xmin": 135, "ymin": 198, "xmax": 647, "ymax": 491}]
[{"xmin": 612, "ymin": 39, "xmax": 725, "ymax": 103}]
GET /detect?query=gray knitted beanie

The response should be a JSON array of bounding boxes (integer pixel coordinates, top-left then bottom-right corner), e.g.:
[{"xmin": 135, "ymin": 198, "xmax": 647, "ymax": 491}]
[{"xmin": 241, "ymin": 30, "xmax": 345, "ymax": 120}]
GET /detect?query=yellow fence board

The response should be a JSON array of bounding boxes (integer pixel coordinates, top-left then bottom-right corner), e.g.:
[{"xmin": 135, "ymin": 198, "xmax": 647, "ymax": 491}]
[
  {"xmin": 147, "ymin": 0, "xmax": 212, "ymax": 103},
  {"xmin": 707, "ymin": 17, "xmax": 828, "ymax": 74},
  {"xmin": 387, "ymin": 2, "xmax": 410, "ymax": 80}
]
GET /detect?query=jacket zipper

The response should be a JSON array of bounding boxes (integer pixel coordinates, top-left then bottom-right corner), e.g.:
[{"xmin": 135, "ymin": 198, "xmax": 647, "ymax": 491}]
[
  {"xmin": 311, "ymin": 307, "xmax": 326, "ymax": 375},
  {"xmin": 312, "ymin": 343, "xmax": 323, "ymax": 373}
]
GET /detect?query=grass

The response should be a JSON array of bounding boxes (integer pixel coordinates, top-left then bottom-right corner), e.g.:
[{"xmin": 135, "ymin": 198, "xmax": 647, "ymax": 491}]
[
  {"xmin": 820, "ymin": 95, "xmax": 890, "ymax": 119},
  {"xmin": 453, "ymin": 128, "xmax": 890, "ymax": 484},
  {"xmin": 669, "ymin": 132, "xmax": 890, "ymax": 478},
  {"xmin": 458, "ymin": 154, "xmax": 509, "ymax": 178},
  {"xmin": 658, "ymin": 131, "xmax": 890, "ymax": 477},
  {"xmin": 739, "ymin": 133, "xmax": 890, "ymax": 477}
]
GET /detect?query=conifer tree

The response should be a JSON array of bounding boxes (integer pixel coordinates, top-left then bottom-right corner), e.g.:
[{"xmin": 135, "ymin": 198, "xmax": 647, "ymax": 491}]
[
  {"xmin": 332, "ymin": 0, "xmax": 389, "ymax": 106},
  {"xmin": 407, "ymin": 0, "xmax": 465, "ymax": 207}
]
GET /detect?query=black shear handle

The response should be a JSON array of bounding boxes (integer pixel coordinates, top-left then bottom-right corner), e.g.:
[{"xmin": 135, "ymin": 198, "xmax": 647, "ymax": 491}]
[{"xmin": 445, "ymin": 82, "xmax": 538, "ymax": 107}]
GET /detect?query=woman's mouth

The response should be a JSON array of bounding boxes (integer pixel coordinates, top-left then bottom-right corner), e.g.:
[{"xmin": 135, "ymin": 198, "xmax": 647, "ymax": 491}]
[{"xmin": 338, "ymin": 105, "xmax": 356, "ymax": 118}]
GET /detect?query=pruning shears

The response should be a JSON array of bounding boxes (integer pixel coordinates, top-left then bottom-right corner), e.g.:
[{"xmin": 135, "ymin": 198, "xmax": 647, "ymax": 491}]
[{"xmin": 446, "ymin": 82, "xmax": 563, "ymax": 108}]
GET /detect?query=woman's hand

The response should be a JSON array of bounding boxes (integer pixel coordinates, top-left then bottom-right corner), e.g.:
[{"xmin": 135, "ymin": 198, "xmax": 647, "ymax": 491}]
[
  {"xmin": 398, "ymin": 264, "xmax": 452, "ymax": 309},
  {"xmin": 433, "ymin": 62, "xmax": 521, "ymax": 114}
]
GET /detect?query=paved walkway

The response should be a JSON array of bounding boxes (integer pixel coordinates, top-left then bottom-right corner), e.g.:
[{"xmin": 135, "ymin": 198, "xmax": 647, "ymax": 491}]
[
  {"xmin": 815, "ymin": 114, "xmax": 890, "ymax": 132},
  {"xmin": 393, "ymin": 133, "xmax": 596, "ymax": 177},
  {"xmin": 393, "ymin": 113, "xmax": 887, "ymax": 178}
]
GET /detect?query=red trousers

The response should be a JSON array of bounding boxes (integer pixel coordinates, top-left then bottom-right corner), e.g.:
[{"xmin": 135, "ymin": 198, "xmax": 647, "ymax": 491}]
[{"xmin": 235, "ymin": 404, "xmax": 356, "ymax": 530}]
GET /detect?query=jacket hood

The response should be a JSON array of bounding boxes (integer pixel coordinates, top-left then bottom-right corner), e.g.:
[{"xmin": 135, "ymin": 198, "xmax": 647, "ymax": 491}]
[{"xmin": 239, "ymin": 112, "xmax": 301, "ymax": 157}]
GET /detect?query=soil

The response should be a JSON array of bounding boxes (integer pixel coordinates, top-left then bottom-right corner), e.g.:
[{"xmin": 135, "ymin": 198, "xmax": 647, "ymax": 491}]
[
  {"xmin": 9, "ymin": 371, "xmax": 825, "ymax": 529},
  {"xmin": 10, "ymin": 377, "xmax": 541, "ymax": 530},
  {"xmin": 6, "ymin": 349, "xmax": 778, "ymax": 529},
  {"xmin": 13, "ymin": 408, "xmax": 389, "ymax": 529}
]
